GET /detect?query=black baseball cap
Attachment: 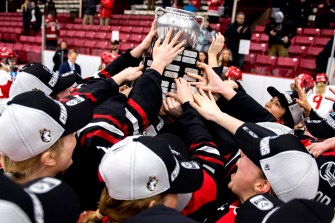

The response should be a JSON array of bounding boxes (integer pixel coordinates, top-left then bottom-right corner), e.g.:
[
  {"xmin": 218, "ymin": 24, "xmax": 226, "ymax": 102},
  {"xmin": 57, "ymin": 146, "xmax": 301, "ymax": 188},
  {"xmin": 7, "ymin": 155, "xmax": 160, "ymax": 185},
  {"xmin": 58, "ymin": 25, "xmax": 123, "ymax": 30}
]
[
  {"xmin": 267, "ymin": 86, "xmax": 303, "ymax": 128},
  {"xmin": 235, "ymin": 123, "xmax": 319, "ymax": 202},
  {"xmin": 0, "ymin": 173, "xmax": 81, "ymax": 223},
  {"xmin": 236, "ymin": 194, "xmax": 335, "ymax": 223},
  {"xmin": 99, "ymin": 134, "xmax": 204, "ymax": 200},
  {"xmin": 9, "ymin": 63, "xmax": 81, "ymax": 97},
  {"xmin": 0, "ymin": 90, "xmax": 93, "ymax": 161},
  {"xmin": 304, "ymin": 112, "xmax": 335, "ymax": 139}
]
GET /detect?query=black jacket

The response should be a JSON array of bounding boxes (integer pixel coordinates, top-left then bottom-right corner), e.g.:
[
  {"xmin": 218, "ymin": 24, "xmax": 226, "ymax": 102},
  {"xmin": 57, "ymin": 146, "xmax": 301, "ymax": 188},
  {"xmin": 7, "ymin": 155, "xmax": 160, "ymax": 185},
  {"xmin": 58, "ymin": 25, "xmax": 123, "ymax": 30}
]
[
  {"xmin": 265, "ymin": 18, "xmax": 296, "ymax": 48},
  {"xmin": 52, "ymin": 48, "xmax": 68, "ymax": 72}
]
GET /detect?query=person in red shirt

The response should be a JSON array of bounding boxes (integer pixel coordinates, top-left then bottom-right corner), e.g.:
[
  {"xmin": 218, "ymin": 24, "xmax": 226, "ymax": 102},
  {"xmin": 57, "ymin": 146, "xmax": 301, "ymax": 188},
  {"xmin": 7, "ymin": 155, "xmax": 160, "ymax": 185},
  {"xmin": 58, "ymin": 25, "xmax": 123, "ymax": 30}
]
[
  {"xmin": 100, "ymin": 0, "xmax": 114, "ymax": 26},
  {"xmin": 45, "ymin": 10, "xmax": 60, "ymax": 50}
]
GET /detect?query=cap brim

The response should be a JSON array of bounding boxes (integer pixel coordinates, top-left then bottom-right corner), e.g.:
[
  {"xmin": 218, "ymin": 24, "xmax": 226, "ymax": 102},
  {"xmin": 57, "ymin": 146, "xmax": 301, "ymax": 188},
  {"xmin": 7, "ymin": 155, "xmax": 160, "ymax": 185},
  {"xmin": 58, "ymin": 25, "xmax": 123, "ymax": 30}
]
[
  {"xmin": 61, "ymin": 97, "xmax": 93, "ymax": 136},
  {"xmin": 267, "ymin": 87, "xmax": 288, "ymax": 108},
  {"xmin": 53, "ymin": 71, "xmax": 80, "ymax": 94},
  {"xmin": 234, "ymin": 123, "xmax": 277, "ymax": 168},
  {"xmin": 304, "ymin": 119, "xmax": 335, "ymax": 139},
  {"xmin": 155, "ymin": 134, "xmax": 203, "ymax": 194}
]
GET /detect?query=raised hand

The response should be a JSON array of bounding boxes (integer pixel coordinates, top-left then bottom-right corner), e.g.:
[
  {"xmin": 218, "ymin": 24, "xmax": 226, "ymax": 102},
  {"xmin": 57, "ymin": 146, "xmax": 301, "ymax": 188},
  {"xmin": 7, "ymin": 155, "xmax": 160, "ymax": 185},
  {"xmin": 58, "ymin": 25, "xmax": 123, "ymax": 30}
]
[
  {"xmin": 112, "ymin": 65, "xmax": 144, "ymax": 85},
  {"xmin": 208, "ymin": 32, "xmax": 225, "ymax": 56},
  {"xmin": 150, "ymin": 28, "xmax": 186, "ymax": 74},
  {"xmin": 307, "ymin": 137, "xmax": 335, "ymax": 158},
  {"xmin": 190, "ymin": 89, "xmax": 222, "ymax": 122},
  {"xmin": 131, "ymin": 19, "xmax": 157, "ymax": 58},
  {"xmin": 294, "ymin": 79, "xmax": 312, "ymax": 117},
  {"xmin": 166, "ymin": 78, "xmax": 193, "ymax": 104},
  {"xmin": 162, "ymin": 97, "xmax": 183, "ymax": 117}
]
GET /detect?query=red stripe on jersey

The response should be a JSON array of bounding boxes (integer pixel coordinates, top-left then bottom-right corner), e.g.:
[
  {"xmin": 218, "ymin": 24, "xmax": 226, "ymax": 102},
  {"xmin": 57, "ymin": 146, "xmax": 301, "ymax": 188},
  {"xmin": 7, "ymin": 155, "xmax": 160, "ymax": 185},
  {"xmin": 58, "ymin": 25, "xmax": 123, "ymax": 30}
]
[
  {"xmin": 127, "ymin": 98, "xmax": 149, "ymax": 128},
  {"xmin": 321, "ymin": 150, "xmax": 335, "ymax": 156},
  {"xmin": 196, "ymin": 155, "xmax": 224, "ymax": 167},
  {"xmin": 72, "ymin": 92, "xmax": 97, "ymax": 104},
  {"xmin": 99, "ymin": 69, "xmax": 111, "ymax": 78},
  {"xmin": 93, "ymin": 114, "xmax": 122, "ymax": 129},
  {"xmin": 83, "ymin": 130, "xmax": 121, "ymax": 145},
  {"xmin": 182, "ymin": 170, "xmax": 217, "ymax": 216}
]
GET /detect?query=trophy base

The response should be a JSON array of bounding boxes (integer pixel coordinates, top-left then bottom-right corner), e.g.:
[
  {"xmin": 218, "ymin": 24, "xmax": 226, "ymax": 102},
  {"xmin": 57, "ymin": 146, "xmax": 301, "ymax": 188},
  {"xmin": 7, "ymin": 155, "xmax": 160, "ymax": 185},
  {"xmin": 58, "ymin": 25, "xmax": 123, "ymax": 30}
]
[{"xmin": 143, "ymin": 49, "xmax": 201, "ymax": 99}]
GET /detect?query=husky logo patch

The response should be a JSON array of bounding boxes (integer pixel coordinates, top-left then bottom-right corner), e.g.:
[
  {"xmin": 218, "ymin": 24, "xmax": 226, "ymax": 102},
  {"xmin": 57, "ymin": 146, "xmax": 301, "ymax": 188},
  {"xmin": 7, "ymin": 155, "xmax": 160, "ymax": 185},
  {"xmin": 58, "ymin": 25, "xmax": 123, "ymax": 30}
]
[
  {"xmin": 40, "ymin": 129, "xmax": 51, "ymax": 143},
  {"xmin": 147, "ymin": 177, "xmax": 158, "ymax": 191}
]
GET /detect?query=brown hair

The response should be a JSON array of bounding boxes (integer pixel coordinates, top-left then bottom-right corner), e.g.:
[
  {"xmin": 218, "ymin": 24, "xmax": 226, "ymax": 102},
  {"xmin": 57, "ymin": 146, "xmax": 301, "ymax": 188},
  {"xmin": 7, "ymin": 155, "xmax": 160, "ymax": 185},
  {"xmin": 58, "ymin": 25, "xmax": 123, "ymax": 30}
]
[
  {"xmin": 98, "ymin": 188, "xmax": 168, "ymax": 223},
  {"xmin": 2, "ymin": 138, "xmax": 64, "ymax": 183}
]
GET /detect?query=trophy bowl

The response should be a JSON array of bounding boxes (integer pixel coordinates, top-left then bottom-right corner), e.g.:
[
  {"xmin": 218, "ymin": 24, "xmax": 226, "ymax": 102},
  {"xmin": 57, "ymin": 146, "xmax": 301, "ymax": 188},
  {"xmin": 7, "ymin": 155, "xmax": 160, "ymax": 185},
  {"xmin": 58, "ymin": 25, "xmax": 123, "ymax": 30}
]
[{"xmin": 155, "ymin": 7, "xmax": 204, "ymax": 49}]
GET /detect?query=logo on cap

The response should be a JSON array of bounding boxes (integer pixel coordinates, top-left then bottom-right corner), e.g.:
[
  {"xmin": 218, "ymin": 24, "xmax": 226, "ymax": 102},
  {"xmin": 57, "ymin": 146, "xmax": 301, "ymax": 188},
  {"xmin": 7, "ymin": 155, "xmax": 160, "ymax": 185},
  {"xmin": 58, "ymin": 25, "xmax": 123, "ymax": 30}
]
[
  {"xmin": 147, "ymin": 177, "xmax": 158, "ymax": 191},
  {"xmin": 320, "ymin": 162, "xmax": 335, "ymax": 187},
  {"xmin": 40, "ymin": 129, "xmax": 51, "ymax": 143},
  {"xmin": 250, "ymin": 195, "xmax": 274, "ymax": 211}
]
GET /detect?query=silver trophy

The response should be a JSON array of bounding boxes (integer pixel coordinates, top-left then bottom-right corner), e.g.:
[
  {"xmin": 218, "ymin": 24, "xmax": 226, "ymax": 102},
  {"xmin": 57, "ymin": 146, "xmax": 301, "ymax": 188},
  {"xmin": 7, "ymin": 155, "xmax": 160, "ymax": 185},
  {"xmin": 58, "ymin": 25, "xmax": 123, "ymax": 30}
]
[{"xmin": 155, "ymin": 7, "xmax": 204, "ymax": 49}]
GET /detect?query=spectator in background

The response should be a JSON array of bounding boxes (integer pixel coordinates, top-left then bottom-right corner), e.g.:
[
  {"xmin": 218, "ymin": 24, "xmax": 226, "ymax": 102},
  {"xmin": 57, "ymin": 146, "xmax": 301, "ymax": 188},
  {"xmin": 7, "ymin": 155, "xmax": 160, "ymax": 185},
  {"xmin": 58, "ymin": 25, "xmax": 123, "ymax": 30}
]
[
  {"xmin": 148, "ymin": 0, "xmax": 155, "ymax": 10},
  {"xmin": 217, "ymin": 48, "xmax": 234, "ymax": 74},
  {"xmin": 30, "ymin": 1, "xmax": 42, "ymax": 34},
  {"xmin": 83, "ymin": 0, "xmax": 96, "ymax": 25},
  {"xmin": 224, "ymin": 11, "xmax": 252, "ymax": 69},
  {"xmin": 198, "ymin": 51, "xmax": 208, "ymax": 64},
  {"xmin": 52, "ymin": 41, "xmax": 68, "ymax": 72},
  {"xmin": 265, "ymin": 11, "xmax": 296, "ymax": 57},
  {"xmin": 59, "ymin": 49, "xmax": 81, "ymax": 76},
  {"xmin": 291, "ymin": 0, "xmax": 312, "ymax": 28},
  {"xmin": 100, "ymin": 0, "xmax": 113, "ymax": 26},
  {"xmin": 45, "ymin": 10, "xmax": 60, "ymax": 50},
  {"xmin": 44, "ymin": 0, "xmax": 57, "ymax": 16},
  {"xmin": 111, "ymin": 40, "xmax": 120, "ymax": 54},
  {"xmin": 21, "ymin": 0, "xmax": 31, "ymax": 36},
  {"xmin": 195, "ymin": 18, "xmax": 216, "ymax": 52}
]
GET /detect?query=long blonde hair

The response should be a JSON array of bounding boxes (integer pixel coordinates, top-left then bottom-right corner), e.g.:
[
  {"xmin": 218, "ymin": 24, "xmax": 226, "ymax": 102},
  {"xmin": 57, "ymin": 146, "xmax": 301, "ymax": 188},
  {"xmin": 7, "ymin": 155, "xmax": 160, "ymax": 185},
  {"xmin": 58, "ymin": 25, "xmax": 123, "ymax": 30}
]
[
  {"xmin": 98, "ymin": 188, "xmax": 168, "ymax": 223},
  {"xmin": 218, "ymin": 48, "xmax": 233, "ymax": 67},
  {"xmin": 2, "ymin": 138, "xmax": 64, "ymax": 183}
]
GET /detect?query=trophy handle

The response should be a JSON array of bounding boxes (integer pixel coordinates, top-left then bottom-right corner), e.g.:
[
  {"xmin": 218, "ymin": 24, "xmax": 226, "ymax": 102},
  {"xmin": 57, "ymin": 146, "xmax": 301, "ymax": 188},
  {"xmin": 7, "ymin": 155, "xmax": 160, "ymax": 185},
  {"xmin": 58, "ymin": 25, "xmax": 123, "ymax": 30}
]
[
  {"xmin": 155, "ymin": 7, "xmax": 166, "ymax": 19},
  {"xmin": 196, "ymin": 15, "xmax": 205, "ymax": 29}
]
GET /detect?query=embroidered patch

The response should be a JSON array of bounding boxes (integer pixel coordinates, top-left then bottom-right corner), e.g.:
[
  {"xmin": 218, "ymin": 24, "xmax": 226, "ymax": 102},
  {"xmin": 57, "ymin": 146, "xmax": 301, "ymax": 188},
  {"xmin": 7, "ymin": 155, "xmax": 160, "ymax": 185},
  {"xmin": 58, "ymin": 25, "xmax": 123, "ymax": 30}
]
[
  {"xmin": 147, "ymin": 177, "xmax": 158, "ymax": 191},
  {"xmin": 250, "ymin": 195, "xmax": 274, "ymax": 211},
  {"xmin": 40, "ymin": 129, "xmax": 51, "ymax": 143}
]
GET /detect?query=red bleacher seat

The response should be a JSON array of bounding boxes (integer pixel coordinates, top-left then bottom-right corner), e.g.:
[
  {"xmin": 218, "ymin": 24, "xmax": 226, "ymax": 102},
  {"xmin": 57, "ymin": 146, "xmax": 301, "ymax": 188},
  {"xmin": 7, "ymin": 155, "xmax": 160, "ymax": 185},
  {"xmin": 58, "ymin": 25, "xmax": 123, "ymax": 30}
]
[
  {"xmin": 129, "ymin": 15, "xmax": 140, "ymax": 20},
  {"xmin": 96, "ymin": 40, "xmax": 109, "ymax": 50},
  {"xmin": 119, "ymin": 42, "xmax": 134, "ymax": 52},
  {"xmin": 118, "ymin": 20, "xmax": 128, "ymax": 26},
  {"xmin": 59, "ymin": 30, "xmax": 67, "ymax": 37},
  {"xmin": 255, "ymin": 25, "xmax": 265, "ymax": 33},
  {"xmin": 119, "ymin": 33, "xmax": 130, "ymax": 42},
  {"xmin": 132, "ymin": 27, "xmax": 143, "ymax": 34},
  {"xmin": 73, "ymin": 24, "xmax": 82, "ymax": 30},
  {"xmin": 288, "ymin": 45, "xmax": 307, "ymax": 58},
  {"xmin": 296, "ymin": 27, "xmax": 303, "ymax": 36},
  {"xmin": 249, "ymin": 42, "xmax": 267, "ymax": 54},
  {"xmin": 82, "ymin": 24, "xmax": 91, "ymax": 31},
  {"xmin": 251, "ymin": 33, "xmax": 261, "ymax": 43},
  {"xmin": 293, "ymin": 36, "xmax": 315, "ymax": 47},
  {"xmin": 72, "ymin": 38, "xmax": 85, "ymax": 47},
  {"xmin": 111, "ymin": 14, "xmax": 122, "ymax": 19},
  {"xmin": 77, "ymin": 30, "xmax": 86, "ymax": 38},
  {"xmin": 74, "ymin": 18, "xmax": 82, "ymax": 24},
  {"xmin": 142, "ymin": 27, "xmax": 151, "ymax": 34},
  {"xmin": 303, "ymin": 28, "xmax": 321, "ymax": 37},
  {"xmin": 100, "ymin": 25, "xmax": 111, "ymax": 32},
  {"xmin": 314, "ymin": 37, "xmax": 331, "ymax": 47},
  {"xmin": 66, "ymin": 30, "xmax": 75, "ymax": 37},
  {"xmin": 254, "ymin": 54, "xmax": 277, "ymax": 75},
  {"xmin": 120, "ymin": 26, "xmax": 132, "ymax": 34},
  {"xmin": 321, "ymin": 29, "xmax": 335, "ymax": 38},
  {"xmin": 306, "ymin": 46, "xmax": 323, "ymax": 59},
  {"xmin": 96, "ymin": 31, "xmax": 107, "ymax": 40},
  {"xmin": 298, "ymin": 58, "xmax": 316, "ymax": 75},
  {"xmin": 242, "ymin": 53, "xmax": 256, "ymax": 72},
  {"xmin": 139, "ymin": 20, "xmax": 151, "ymax": 27},
  {"xmin": 260, "ymin": 34, "xmax": 269, "ymax": 43},
  {"xmin": 86, "ymin": 31, "xmax": 96, "ymax": 39},
  {"xmin": 129, "ymin": 20, "xmax": 140, "ymax": 26},
  {"xmin": 110, "ymin": 19, "xmax": 119, "ymax": 25},
  {"xmin": 129, "ymin": 34, "xmax": 142, "ymax": 43},
  {"xmin": 19, "ymin": 35, "xmax": 28, "ymax": 44},
  {"xmin": 210, "ymin": 23, "xmax": 221, "ymax": 32},
  {"xmin": 111, "ymin": 25, "xmax": 121, "ymax": 31},
  {"xmin": 91, "ymin": 48, "xmax": 105, "ymax": 56},
  {"xmin": 272, "ymin": 57, "xmax": 299, "ymax": 78},
  {"xmin": 65, "ymin": 23, "xmax": 74, "ymax": 30}
]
